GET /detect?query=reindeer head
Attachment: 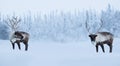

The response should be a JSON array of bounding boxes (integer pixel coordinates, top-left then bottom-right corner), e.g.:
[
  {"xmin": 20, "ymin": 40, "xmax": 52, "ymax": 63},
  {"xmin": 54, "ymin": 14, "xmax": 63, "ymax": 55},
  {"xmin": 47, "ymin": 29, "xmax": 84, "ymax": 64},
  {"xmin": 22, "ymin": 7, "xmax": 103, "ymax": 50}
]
[
  {"xmin": 88, "ymin": 34, "xmax": 97, "ymax": 42},
  {"xmin": 14, "ymin": 31, "xmax": 23, "ymax": 39}
]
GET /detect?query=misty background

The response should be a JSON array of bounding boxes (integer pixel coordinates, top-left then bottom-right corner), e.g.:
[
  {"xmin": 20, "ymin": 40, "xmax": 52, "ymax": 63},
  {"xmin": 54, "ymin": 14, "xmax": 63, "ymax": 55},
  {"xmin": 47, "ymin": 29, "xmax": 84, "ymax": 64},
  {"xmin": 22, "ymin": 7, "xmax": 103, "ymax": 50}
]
[
  {"xmin": 0, "ymin": 4, "xmax": 120, "ymax": 42},
  {"xmin": 0, "ymin": 0, "xmax": 120, "ymax": 42}
]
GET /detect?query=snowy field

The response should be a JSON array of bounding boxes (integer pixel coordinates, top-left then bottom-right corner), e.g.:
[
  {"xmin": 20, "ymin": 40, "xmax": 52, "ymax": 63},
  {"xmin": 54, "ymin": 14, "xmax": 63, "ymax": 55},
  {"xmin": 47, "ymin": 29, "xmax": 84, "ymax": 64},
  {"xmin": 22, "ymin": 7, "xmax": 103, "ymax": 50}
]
[{"xmin": 0, "ymin": 38, "xmax": 120, "ymax": 66}]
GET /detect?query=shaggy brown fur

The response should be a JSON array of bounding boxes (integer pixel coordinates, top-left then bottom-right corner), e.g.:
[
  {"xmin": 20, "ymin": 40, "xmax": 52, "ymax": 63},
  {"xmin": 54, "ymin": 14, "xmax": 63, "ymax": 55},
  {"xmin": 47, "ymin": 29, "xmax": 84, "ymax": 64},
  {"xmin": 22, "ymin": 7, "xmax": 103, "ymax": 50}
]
[
  {"xmin": 11, "ymin": 31, "xmax": 29, "ymax": 51},
  {"xmin": 89, "ymin": 32, "xmax": 113, "ymax": 53}
]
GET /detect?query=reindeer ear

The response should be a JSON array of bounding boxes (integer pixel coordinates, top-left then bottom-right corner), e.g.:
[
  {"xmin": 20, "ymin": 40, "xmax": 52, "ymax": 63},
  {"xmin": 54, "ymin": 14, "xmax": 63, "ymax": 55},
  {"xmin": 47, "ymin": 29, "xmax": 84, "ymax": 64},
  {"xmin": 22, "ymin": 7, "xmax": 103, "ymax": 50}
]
[
  {"xmin": 95, "ymin": 35, "xmax": 97, "ymax": 37},
  {"xmin": 89, "ymin": 35, "xmax": 91, "ymax": 37}
]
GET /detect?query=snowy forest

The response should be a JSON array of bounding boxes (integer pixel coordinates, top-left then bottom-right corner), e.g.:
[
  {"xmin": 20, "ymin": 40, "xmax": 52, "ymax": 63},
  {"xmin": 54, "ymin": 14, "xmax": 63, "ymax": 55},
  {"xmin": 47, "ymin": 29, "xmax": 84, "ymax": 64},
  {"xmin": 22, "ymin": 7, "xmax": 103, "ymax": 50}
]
[{"xmin": 0, "ymin": 4, "xmax": 120, "ymax": 42}]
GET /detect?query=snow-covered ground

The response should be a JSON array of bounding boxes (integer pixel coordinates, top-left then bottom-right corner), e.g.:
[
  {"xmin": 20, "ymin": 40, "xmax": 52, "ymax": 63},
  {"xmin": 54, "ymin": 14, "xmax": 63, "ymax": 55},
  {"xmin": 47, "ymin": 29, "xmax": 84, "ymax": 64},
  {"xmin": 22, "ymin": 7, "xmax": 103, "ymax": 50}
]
[{"xmin": 0, "ymin": 38, "xmax": 120, "ymax": 66}]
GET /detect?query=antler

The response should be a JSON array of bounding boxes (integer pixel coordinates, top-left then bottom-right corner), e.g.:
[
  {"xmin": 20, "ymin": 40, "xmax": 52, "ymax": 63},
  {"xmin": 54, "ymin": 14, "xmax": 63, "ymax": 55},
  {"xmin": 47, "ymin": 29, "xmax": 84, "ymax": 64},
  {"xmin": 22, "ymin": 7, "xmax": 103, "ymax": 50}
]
[
  {"xmin": 5, "ymin": 16, "xmax": 21, "ymax": 31},
  {"xmin": 96, "ymin": 18, "xmax": 103, "ymax": 33},
  {"xmin": 85, "ymin": 11, "xmax": 104, "ymax": 34}
]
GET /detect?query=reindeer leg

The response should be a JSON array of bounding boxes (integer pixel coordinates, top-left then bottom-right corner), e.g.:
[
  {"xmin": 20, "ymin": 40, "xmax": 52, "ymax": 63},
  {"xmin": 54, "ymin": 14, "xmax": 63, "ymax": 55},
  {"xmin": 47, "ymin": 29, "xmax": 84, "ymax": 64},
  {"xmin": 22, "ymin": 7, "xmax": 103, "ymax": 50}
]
[
  {"xmin": 17, "ymin": 43, "xmax": 21, "ymax": 50},
  {"xmin": 110, "ymin": 45, "xmax": 112, "ymax": 53},
  {"xmin": 10, "ymin": 40, "xmax": 15, "ymax": 49},
  {"xmin": 12, "ymin": 43, "xmax": 15, "ymax": 50},
  {"xmin": 108, "ymin": 44, "xmax": 112, "ymax": 53},
  {"xmin": 25, "ymin": 44, "xmax": 28, "ymax": 51},
  {"xmin": 100, "ymin": 44, "xmax": 105, "ymax": 53},
  {"xmin": 96, "ymin": 44, "xmax": 99, "ymax": 52},
  {"xmin": 10, "ymin": 40, "xmax": 15, "ymax": 50},
  {"xmin": 16, "ymin": 41, "xmax": 21, "ymax": 50},
  {"xmin": 23, "ymin": 41, "xmax": 28, "ymax": 51}
]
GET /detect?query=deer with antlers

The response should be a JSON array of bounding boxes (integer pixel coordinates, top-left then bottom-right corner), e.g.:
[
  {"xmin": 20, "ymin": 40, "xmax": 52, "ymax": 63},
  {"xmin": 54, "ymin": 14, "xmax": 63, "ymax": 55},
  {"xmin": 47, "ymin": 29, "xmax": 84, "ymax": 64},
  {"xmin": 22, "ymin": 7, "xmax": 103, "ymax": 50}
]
[
  {"xmin": 6, "ymin": 16, "xmax": 29, "ymax": 51},
  {"xmin": 85, "ymin": 13, "xmax": 114, "ymax": 53}
]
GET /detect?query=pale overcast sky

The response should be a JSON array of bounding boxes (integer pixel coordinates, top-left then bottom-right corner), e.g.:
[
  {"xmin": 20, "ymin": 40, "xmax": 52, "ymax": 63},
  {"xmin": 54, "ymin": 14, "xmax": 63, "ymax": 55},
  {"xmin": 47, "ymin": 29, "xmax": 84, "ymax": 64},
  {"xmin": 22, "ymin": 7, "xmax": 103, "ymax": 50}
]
[{"xmin": 0, "ymin": 0, "xmax": 120, "ymax": 14}]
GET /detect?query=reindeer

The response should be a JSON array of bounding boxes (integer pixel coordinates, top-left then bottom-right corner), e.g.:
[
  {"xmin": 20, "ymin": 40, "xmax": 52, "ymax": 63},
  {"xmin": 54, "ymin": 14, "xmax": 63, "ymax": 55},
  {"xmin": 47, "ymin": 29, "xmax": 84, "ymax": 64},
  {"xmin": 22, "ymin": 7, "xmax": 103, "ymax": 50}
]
[
  {"xmin": 85, "ymin": 13, "xmax": 114, "ymax": 53},
  {"xmin": 6, "ymin": 16, "xmax": 29, "ymax": 51}
]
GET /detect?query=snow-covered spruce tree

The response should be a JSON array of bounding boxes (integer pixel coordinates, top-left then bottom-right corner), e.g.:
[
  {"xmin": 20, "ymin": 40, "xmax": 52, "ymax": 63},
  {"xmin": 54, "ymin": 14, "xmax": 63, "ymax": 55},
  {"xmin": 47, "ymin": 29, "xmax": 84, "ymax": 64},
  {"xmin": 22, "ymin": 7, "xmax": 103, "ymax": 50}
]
[
  {"xmin": 112, "ymin": 11, "xmax": 120, "ymax": 37},
  {"xmin": 0, "ymin": 15, "xmax": 9, "ymax": 40},
  {"xmin": 101, "ymin": 4, "xmax": 120, "ymax": 37}
]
